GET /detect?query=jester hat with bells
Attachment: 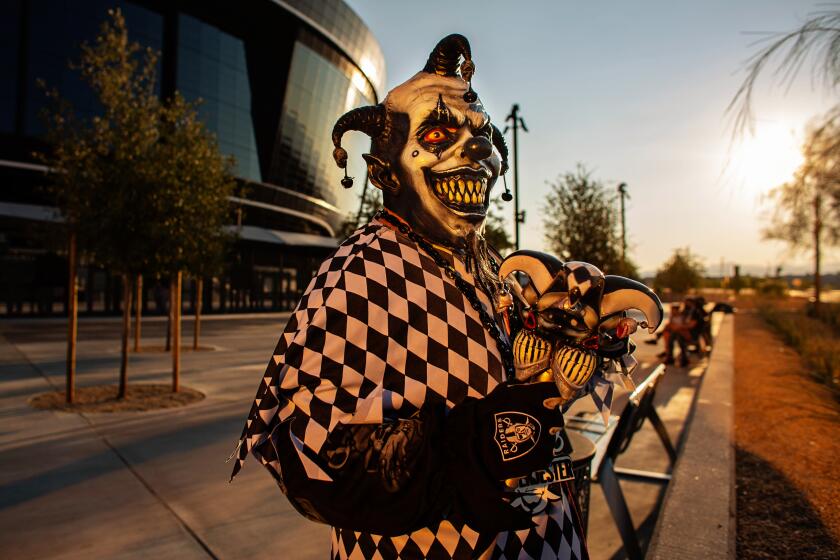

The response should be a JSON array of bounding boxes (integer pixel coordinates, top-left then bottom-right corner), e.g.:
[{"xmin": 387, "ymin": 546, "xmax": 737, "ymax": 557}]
[{"xmin": 332, "ymin": 34, "xmax": 510, "ymax": 249}]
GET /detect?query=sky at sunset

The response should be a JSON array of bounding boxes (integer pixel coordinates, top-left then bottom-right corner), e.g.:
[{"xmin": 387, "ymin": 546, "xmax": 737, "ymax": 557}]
[{"xmin": 346, "ymin": 0, "xmax": 838, "ymax": 276}]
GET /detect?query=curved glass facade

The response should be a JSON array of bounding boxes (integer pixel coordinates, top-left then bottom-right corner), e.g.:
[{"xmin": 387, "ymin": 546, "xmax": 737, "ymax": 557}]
[
  {"xmin": 176, "ymin": 13, "xmax": 261, "ymax": 181},
  {"xmin": 0, "ymin": 0, "xmax": 21, "ymax": 133},
  {"xmin": 274, "ymin": 0, "xmax": 385, "ymax": 97},
  {"xmin": 0, "ymin": 0, "xmax": 385, "ymax": 315},
  {"xmin": 22, "ymin": 0, "xmax": 163, "ymax": 136},
  {"xmin": 275, "ymin": 28, "xmax": 376, "ymax": 212}
]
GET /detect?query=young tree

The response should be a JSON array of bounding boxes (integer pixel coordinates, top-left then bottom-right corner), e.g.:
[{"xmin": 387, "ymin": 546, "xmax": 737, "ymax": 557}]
[
  {"xmin": 543, "ymin": 164, "xmax": 624, "ymax": 273},
  {"xmin": 37, "ymin": 94, "xmax": 98, "ymax": 403},
  {"xmin": 654, "ymin": 248, "xmax": 705, "ymax": 297},
  {"xmin": 134, "ymin": 274, "xmax": 143, "ymax": 352},
  {"xmin": 152, "ymin": 93, "xmax": 236, "ymax": 389},
  {"xmin": 764, "ymin": 115, "xmax": 840, "ymax": 310},
  {"xmin": 39, "ymin": 10, "xmax": 236, "ymax": 397},
  {"xmin": 38, "ymin": 9, "xmax": 161, "ymax": 400}
]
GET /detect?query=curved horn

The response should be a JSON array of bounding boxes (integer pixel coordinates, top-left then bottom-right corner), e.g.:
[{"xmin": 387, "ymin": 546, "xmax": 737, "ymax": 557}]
[
  {"xmin": 498, "ymin": 250, "xmax": 565, "ymax": 297},
  {"xmin": 491, "ymin": 124, "xmax": 509, "ymax": 174},
  {"xmin": 601, "ymin": 276, "xmax": 663, "ymax": 333},
  {"xmin": 331, "ymin": 104, "xmax": 387, "ymax": 169},
  {"xmin": 423, "ymin": 34, "xmax": 473, "ymax": 77}
]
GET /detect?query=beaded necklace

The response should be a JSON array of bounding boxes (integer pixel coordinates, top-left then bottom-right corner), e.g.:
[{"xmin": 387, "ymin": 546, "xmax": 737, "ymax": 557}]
[{"xmin": 375, "ymin": 209, "xmax": 515, "ymax": 379}]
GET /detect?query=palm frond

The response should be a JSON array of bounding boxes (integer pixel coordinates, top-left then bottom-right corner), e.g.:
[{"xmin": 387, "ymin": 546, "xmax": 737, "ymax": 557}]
[{"xmin": 729, "ymin": 8, "xmax": 840, "ymax": 136}]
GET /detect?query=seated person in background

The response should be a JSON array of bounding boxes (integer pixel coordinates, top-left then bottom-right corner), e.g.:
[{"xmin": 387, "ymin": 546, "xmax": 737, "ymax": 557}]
[
  {"xmin": 647, "ymin": 303, "xmax": 695, "ymax": 367},
  {"xmin": 665, "ymin": 303, "xmax": 696, "ymax": 367},
  {"xmin": 684, "ymin": 297, "xmax": 710, "ymax": 354}
]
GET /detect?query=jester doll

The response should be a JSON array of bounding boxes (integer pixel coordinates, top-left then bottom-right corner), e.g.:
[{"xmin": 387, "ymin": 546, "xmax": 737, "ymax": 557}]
[{"xmin": 230, "ymin": 35, "xmax": 662, "ymax": 560}]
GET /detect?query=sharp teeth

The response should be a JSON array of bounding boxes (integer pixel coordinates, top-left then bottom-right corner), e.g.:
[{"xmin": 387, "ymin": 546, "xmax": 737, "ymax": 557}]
[{"xmin": 434, "ymin": 175, "xmax": 494, "ymax": 205}]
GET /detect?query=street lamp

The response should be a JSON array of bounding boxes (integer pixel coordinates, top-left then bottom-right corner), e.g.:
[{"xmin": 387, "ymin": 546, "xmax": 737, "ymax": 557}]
[
  {"xmin": 505, "ymin": 104, "xmax": 528, "ymax": 251},
  {"xmin": 617, "ymin": 182, "xmax": 629, "ymax": 270}
]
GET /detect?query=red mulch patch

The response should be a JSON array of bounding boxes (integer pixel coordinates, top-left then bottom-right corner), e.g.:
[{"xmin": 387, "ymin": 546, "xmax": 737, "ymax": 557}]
[
  {"xmin": 734, "ymin": 311, "xmax": 840, "ymax": 559},
  {"xmin": 29, "ymin": 383, "xmax": 204, "ymax": 413}
]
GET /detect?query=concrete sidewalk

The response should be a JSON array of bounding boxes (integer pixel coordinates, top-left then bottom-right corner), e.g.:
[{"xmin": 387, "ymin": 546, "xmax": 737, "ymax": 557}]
[
  {"xmin": 0, "ymin": 313, "xmax": 719, "ymax": 559},
  {"xmin": 0, "ymin": 316, "xmax": 327, "ymax": 559}
]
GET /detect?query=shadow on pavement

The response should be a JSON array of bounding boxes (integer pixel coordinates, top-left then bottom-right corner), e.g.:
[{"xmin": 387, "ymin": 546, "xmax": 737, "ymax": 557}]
[{"xmin": 0, "ymin": 410, "xmax": 243, "ymax": 510}]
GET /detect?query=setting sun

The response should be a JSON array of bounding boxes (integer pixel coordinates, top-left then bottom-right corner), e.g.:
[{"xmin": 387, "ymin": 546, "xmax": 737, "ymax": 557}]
[{"xmin": 731, "ymin": 121, "xmax": 804, "ymax": 194}]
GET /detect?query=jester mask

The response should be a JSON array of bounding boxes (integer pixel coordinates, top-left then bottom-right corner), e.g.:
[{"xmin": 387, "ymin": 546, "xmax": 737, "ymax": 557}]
[
  {"xmin": 331, "ymin": 34, "xmax": 508, "ymax": 249},
  {"xmin": 499, "ymin": 250, "xmax": 664, "ymax": 411}
]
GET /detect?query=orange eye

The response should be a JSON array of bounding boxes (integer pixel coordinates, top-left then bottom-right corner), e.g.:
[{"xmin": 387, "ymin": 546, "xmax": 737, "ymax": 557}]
[{"xmin": 422, "ymin": 127, "xmax": 457, "ymax": 144}]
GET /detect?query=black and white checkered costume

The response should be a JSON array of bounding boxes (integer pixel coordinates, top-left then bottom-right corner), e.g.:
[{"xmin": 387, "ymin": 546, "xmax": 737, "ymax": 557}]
[{"xmin": 231, "ymin": 218, "xmax": 588, "ymax": 559}]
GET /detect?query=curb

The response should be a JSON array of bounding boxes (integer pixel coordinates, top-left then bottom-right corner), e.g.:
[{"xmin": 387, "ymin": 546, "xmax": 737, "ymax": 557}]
[{"xmin": 646, "ymin": 313, "xmax": 735, "ymax": 559}]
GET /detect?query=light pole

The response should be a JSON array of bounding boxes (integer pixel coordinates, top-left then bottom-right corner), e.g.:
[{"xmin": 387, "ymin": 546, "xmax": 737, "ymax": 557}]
[
  {"xmin": 505, "ymin": 104, "xmax": 528, "ymax": 250},
  {"xmin": 617, "ymin": 182, "xmax": 629, "ymax": 271}
]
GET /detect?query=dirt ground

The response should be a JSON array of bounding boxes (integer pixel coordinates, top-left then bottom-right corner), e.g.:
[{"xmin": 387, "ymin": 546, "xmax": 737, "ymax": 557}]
[
  {"xmin": 734, "ymin": 311, "xmax": 840, "ymax": 559},
  {"xmin": 30, "ymin": 383, "xmax": 204, "ymax": 412}
]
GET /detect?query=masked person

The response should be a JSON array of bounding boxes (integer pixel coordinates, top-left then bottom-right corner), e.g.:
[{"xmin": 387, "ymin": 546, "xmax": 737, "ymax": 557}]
[{"xmin": 230, "ymin": 35, "xmax": 661, "ymax": 560}]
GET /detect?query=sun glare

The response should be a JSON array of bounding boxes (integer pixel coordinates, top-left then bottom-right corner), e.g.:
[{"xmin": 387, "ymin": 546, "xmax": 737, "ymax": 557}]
[{"xmin": 731, "ymin": 122, "xmax": 804, "ymax": 194}]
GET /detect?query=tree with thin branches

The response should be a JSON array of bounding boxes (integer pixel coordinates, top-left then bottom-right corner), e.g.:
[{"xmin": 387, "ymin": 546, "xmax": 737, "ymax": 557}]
[
  {"xmin": 764, "ymin": 114, "xmax": 840, "ymax": 310},
  {"xmin": 39, "ymin": 9, "xmax": 161, "ymax": 400},
  {"xmin": 154, "ymin": 93, "xmax": 235, "ymax": 367},
  {"xmin": 653, "ymin": 248, "xmax": 705, "ymax": 297},
  {"xmin": 39, "ymin": 9, "xmax": 235, "ymax": 398},
  {"xmin": 543, "ymin": 164, "xmax": 626, "ymax": 274}
]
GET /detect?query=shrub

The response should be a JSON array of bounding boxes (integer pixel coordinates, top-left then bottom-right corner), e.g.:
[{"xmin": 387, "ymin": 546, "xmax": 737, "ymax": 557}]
[
  {"xmin": 756, "ymin": 279, "xmax": 788, "ymax": 297},
  {"xmin": 759, "ymin": 304, "xmax": 840, "ymax": 393},
  {"xmin": 807, "ymin": 301, "xmax": 840, "ymax": 333}
]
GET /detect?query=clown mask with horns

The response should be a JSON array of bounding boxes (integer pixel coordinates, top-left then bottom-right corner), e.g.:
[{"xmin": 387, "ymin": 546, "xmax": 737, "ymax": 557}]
[{"xmin": 332, "ymin": 34, "xmax": 509, "ymax": 249}]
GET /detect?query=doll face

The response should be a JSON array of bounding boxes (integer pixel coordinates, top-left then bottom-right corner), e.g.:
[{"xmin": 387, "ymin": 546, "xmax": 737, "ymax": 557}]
[{"xmin": 381, "ymin": 72, "xmax": 502, "ymax": 246}]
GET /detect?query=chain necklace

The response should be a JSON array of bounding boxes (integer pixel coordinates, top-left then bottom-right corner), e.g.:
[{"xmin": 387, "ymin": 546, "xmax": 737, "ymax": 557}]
[{"xmin": 376, "ymin": 209, "xmax": 515, "ymax": 379}]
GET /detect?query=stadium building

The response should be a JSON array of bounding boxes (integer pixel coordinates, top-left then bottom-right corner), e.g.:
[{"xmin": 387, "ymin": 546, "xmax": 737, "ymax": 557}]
[{"xmin": 0, "ymin": 0, "xmax": 384, "ymax": 315}]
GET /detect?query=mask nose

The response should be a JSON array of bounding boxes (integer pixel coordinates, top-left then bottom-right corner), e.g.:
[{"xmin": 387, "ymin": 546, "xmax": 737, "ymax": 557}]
[{"xmin": 462, "ymin": 136, "xmax": 493, "ymax": 162}]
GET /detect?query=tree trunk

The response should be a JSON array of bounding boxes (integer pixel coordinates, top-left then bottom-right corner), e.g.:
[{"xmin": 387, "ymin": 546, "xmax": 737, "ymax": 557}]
[
  {"xmin": 118, "ymin": 274, "xmax": 133, "ymax": 399},
  {"xmin": 172, "ymin": 271, "xmax": 182, "ymax": 392},
  {"xmin": 165, "ymin": 282, "xmax": 172, "ymax": 352},
  {"xmin": 813, "ymin": 193, "xmax": 822, "ymax": 312},
  {"xmin": 66, "ymin": 231, "xmax": 78, "ymax": 404},
  {"xmin": 133, "ymin": 274, "xmax": 142, "ymax": 352},
  {"xmin": 193, "ymin": 277, "xmax": 203, "ymax": 351}
]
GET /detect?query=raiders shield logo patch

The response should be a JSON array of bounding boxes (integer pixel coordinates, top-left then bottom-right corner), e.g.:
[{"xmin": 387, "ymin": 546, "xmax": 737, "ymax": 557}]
[{"xmin": 494, "ymin": 411, "xmax": 541, "ymax": 461}]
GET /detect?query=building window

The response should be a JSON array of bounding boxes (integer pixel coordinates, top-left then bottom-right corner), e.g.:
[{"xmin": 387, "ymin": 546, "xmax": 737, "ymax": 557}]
[
  {"xmin": 23, "ymin": 0, "xmax": 162, "ymax": 136},
  {"xmin": 0, "ymin": 0, "xmax": 21, "ymax": 133},
  {"xmin": 176, "ymin": 13, "xmax": 260, "ymax": 182},
  {"xmin": 274, "ymin": 29, "xmax": 376, "ymax": 214}
]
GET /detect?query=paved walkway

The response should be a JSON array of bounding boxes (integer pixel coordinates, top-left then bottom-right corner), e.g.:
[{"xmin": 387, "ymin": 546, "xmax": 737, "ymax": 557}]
[{"xmin": 0, "ymin": 313, "xmax": 716, "ymax": 559}]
